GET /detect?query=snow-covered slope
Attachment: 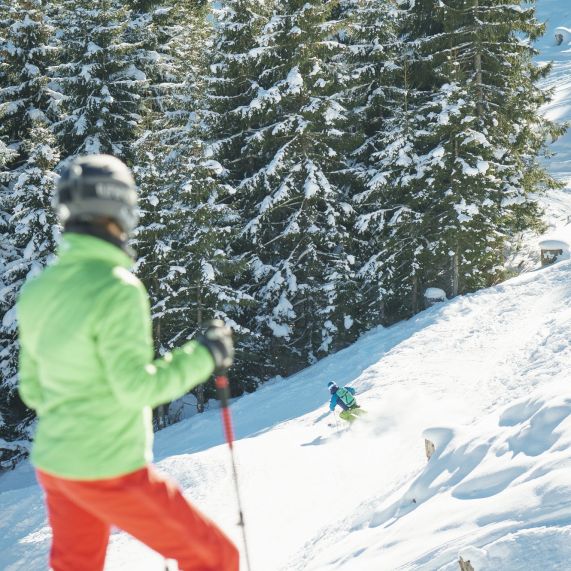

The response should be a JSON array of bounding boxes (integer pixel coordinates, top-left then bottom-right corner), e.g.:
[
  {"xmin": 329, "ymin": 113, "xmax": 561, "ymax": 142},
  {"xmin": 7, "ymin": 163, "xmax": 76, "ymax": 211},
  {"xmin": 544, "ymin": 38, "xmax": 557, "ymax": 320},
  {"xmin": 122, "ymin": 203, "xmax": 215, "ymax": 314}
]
[
  {"xmin": 533, "ymin": 0, "xmax": 571, "ymax": 248},
  {"xmin": 537, "ymin": 0, "xmax": 571, "ymax": 180},
  {"xmin": 3, "ymin": 255, "xmax": 571, "ymax": 571},
  {"xmin": 506, "ymin": 0, "xmax": 571, "ymax": 271},
  {"xmin": 3, "ymin": 2, "xmax": 571, "ymax": 570}
]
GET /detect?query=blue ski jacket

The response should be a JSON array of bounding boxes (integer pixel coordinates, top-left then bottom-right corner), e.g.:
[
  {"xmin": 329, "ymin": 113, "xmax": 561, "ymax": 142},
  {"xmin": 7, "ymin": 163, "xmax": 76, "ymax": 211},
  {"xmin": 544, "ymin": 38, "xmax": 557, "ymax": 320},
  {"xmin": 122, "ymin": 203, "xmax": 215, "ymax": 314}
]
[{"xmin": 329, "ymin": 386, "xmax": 356, "ymax": 411}]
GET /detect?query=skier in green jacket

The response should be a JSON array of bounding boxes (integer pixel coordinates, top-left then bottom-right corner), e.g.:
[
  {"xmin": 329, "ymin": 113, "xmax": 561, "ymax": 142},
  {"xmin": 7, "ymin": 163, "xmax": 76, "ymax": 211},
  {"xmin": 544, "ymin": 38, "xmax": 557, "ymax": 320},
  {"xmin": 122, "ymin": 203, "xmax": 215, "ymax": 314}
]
[{"xmin": 17, "ymin": 155, "xmax": 239, "ymax": 571}]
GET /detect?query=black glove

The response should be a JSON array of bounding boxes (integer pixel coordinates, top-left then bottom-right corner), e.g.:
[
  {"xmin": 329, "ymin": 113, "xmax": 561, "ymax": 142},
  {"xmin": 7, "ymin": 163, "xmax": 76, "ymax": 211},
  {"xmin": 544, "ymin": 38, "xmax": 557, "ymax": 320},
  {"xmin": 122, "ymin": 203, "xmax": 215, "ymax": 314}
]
[{"xmin": 197, "ymin": 320, "xmax": 234, "ymax": 374}]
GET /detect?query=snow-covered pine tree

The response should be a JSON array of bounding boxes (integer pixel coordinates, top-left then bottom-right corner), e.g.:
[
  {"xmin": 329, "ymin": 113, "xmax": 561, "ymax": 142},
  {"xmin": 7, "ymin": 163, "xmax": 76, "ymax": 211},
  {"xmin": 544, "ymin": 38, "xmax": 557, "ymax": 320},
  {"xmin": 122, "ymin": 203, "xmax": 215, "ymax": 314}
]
[
  {"xmin": 135, "ymin": 125, "xmax": 251, "ymax": 418},
  {"xmin": 225, "ymin": 0, "xmax": 359, "ymax": 372},
  {"xmin": 0, "ymin": 0, "xmax": 60, "ymax": 467},
  {"xmin": 355, "ymin": 52, "xmax": 432, "ymax": 318},
  {"xmin": 205, "ymin": 1, "xmax": 277, "ymax": 384},
  {"xmin": 337, "ymin": 0, "xmax": 428, "ymax": 320},
  {"xmin": 383, "ymin": 0, "xmax": 564, "ymax": 311},
  {"xmin": 51, "ymin": 0, "xmax": 147, "ymax": 160},
  {"xmin": 206, "ymin": 0, "xmax": 273, "ymax": 185},
  {"xmin": 125, "ymin": 0, "xmax": 210, "ymax": 113},
  {"xmin": 132, "ymin": 3, "xmax": 253, "ymax": 414},
  {"xmin": 0, "ymin": 124, "xmax": 59, "ymax": 447},
  {"xmin": 0, "ymin": 1, "xmax": 58, "ymax": 155},
  {"xmin": 0, "ymin": 139, "xmax": 20, "ymax": 470}
]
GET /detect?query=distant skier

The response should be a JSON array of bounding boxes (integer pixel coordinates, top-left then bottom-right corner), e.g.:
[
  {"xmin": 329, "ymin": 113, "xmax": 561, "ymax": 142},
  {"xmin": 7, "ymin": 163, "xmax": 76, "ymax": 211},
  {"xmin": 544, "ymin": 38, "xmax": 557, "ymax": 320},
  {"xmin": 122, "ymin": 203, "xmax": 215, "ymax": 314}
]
[
  {"xmin": 328, "ymin": 381, "xmax": 365, "ymax": 422},
  {"xmin": 17, "ymin": 155, "xmax": 238, "ymax": 571}
]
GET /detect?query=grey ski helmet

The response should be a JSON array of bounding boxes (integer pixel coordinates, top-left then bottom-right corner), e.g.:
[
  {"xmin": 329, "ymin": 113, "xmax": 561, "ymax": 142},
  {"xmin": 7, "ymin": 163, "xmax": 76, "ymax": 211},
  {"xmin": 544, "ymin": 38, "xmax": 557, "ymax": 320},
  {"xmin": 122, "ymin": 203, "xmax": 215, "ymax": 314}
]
[{"xmin": 55, "ymin": 154, "xmax": 138, "ymax": 233}]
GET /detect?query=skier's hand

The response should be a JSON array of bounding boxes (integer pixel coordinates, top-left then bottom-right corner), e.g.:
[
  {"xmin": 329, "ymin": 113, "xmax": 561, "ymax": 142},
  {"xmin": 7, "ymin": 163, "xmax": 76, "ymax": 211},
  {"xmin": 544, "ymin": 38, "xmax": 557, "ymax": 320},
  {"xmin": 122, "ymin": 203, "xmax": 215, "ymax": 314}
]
[{"xmin": 197, "ymin": 320, "xmax": 234, "ymax": 374}]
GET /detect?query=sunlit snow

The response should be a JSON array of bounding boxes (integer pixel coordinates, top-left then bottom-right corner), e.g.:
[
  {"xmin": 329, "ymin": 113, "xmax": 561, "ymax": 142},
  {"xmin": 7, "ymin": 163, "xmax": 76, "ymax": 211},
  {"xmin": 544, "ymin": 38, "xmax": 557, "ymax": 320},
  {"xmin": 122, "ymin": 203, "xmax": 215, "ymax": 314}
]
[{"xmin": 2, "ymin": 2, "xmax": 571, "ymax": 571}]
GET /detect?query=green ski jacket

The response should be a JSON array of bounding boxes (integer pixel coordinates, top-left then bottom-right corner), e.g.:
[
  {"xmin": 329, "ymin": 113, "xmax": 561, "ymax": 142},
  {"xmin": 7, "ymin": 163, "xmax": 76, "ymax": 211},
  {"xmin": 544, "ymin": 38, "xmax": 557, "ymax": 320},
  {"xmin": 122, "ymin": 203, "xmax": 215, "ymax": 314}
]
[{"xmin": 17, "ymin": 233, "xmax": 215, "ymax": 479}]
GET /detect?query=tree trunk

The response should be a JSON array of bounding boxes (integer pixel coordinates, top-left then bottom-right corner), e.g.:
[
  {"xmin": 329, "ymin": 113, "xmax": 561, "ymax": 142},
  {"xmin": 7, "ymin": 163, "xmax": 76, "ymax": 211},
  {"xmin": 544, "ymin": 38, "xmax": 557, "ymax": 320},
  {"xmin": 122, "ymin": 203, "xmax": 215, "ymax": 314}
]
[
  {"xmin": 459, "ymin": 557, "xmax": 475, "ymax": 571},
  {"xmin": 411, "ymin": 273, "xmax": 420, "ymax": 314},
  {"xmin": 451, "ymin": 249, "xmax": 459, "ymax": 297},
  {"xmin": 474, "ymin": 0, "xmax": 484, "ymax": 116},
  {"xmin": 425, "ymin": 438, "xmax": 436, "ymax": 460},
  {"xmin": 196, "ymin": 282, "xmax": 205, "ymax": 413},
  {"xmin": 152, "ymin": 276, "xmax": 169, "ymax": 427}
]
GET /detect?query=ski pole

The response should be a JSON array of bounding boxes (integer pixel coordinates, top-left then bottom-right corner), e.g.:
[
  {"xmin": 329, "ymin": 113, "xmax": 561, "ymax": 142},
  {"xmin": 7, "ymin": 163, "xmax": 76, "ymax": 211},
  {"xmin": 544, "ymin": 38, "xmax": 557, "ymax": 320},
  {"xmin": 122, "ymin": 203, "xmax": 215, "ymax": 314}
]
[{"xmin": 215, "ymin": 375, "xmax": 253, "ymax": 571}]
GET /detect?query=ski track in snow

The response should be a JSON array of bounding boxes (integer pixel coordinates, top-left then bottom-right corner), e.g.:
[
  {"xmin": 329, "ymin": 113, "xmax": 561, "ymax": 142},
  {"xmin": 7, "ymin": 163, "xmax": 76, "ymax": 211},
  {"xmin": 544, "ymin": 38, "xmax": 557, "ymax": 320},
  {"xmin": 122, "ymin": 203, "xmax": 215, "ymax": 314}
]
[
  {"xmin": 3, "ymin": 1, "xmax": 571, "ymax": 570},
  {"xmin": 3, "ymin": 260, "xmax": 571, "ymax": 570},
  {"xmin": 282, "ymin": 262, "xmax": 571, "ymax": 571}
]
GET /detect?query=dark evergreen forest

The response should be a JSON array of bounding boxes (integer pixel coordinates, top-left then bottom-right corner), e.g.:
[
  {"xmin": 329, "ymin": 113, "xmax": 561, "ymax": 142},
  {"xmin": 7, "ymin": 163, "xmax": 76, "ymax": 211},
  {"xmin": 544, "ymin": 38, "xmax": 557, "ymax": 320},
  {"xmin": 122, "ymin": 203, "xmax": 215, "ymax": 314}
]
[{"xmin": 0, "ymin": 0, "xmax": 562, "ymax": 468}]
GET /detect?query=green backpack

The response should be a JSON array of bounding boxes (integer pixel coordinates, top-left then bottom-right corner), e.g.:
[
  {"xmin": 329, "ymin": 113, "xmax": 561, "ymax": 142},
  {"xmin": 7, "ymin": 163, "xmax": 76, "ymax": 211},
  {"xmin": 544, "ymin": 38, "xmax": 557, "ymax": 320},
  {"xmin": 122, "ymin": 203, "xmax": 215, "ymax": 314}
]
[{"xmin": 336, "ymin": 387, "xmax": 356, "ymax": 409}]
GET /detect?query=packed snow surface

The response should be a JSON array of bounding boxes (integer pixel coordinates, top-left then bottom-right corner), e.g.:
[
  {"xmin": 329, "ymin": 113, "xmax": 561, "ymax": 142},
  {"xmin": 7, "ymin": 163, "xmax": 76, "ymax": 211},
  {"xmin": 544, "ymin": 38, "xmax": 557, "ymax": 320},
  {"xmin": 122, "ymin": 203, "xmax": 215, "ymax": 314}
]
[
  {"xmin": 3, "ymin": 253, "xmax": 571, "ymax": 571},
  {"xmin": 2, "ymin": 1, "xmax": 571, "ymax": 570}
]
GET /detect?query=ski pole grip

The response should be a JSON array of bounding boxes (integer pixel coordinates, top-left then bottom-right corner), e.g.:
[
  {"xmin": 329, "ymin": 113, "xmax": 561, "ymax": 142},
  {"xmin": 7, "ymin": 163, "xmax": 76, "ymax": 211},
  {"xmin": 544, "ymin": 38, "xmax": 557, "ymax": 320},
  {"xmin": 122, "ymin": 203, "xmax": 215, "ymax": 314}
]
[{"xmin": 215, "ymin": 375, "xmax": 230, "ymax": 408}]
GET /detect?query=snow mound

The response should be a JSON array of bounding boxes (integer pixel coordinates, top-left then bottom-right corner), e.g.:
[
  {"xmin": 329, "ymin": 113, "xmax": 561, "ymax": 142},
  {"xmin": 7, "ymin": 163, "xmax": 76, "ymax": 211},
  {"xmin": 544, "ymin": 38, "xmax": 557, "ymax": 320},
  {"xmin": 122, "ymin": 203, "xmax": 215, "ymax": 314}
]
[
  {"xmin": 438, "ymin": 527, "xmax": 571, "ymax": 571},
  {"xmin": 290, "ymin": 382, "xmax": 571, "ymax": 571},
  {"xmin": 4, "ymin": 256, "xmax": 571, "ymax": 570},
  {"xmin": 554, "ymin": 26, "xmax": 571, "ymax": 46}
]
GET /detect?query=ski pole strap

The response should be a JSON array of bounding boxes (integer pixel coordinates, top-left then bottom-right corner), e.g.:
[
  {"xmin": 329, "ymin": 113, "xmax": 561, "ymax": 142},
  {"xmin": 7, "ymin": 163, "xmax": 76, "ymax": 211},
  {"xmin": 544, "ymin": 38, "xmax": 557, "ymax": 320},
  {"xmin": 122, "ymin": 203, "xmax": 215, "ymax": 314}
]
[{"xmin": 215, "ymin": 375, "xmax": 235, "ymax": 449}]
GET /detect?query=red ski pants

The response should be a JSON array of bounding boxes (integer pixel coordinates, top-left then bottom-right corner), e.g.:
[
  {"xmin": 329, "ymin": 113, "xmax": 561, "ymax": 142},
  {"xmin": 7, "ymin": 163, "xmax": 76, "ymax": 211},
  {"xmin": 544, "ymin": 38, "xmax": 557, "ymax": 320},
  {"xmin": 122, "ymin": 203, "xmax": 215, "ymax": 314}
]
[{"xmin": 37, "ymin": 466, "xmax": 239, "ymax": 571}]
